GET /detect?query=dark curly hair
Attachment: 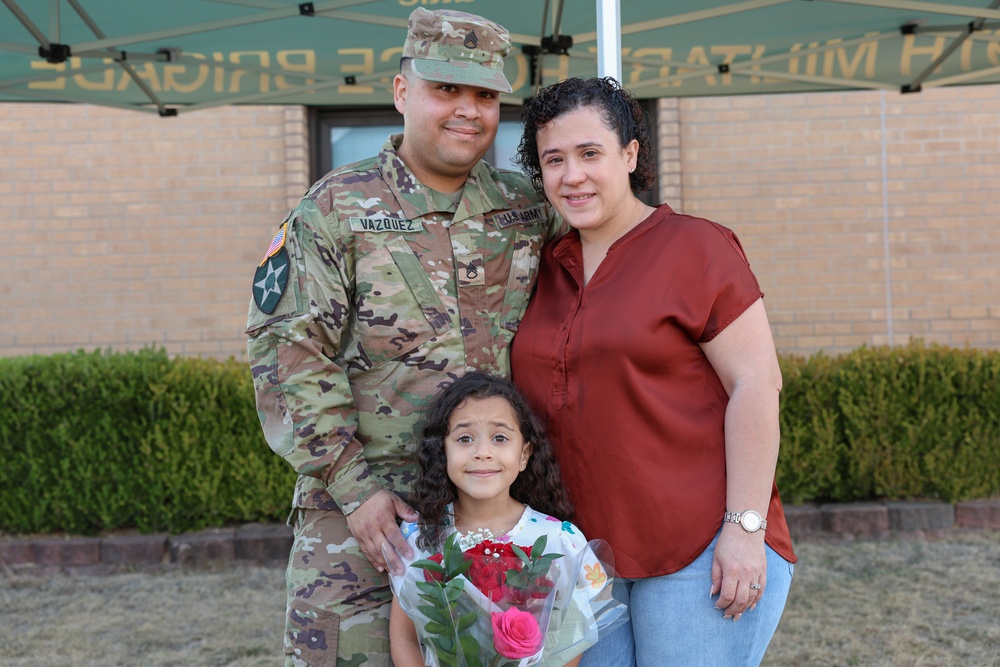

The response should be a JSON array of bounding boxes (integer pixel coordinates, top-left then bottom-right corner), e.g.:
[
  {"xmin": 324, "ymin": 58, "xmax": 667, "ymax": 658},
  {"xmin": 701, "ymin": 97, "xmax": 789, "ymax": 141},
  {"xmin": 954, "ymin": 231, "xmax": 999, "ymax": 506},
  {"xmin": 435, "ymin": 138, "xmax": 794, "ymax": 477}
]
[
  {"xmin": 515, "ymin": 76, "xmax": 656, "ymax": 196},
  {"xmin": 410, "ymin": 372, "xmax": 575, "ymax": 549}
]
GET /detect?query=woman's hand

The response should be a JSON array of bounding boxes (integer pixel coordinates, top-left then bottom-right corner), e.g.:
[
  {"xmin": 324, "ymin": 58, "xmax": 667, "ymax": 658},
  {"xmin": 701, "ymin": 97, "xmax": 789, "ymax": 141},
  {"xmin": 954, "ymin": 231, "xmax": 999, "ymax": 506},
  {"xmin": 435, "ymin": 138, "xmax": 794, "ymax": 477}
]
[{"xmin": 710, "ymin": 525, "xmax": 767, "ymax": 621}]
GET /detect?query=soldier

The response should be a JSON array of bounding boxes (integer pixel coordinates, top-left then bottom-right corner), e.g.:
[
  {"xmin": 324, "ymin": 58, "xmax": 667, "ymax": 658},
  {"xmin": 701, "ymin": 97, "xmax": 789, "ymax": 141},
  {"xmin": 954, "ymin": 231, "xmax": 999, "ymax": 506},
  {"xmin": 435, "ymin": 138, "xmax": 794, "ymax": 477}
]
[{"xmin": 246, "ymin": 7, "xmax": 562, "ymax": 667}]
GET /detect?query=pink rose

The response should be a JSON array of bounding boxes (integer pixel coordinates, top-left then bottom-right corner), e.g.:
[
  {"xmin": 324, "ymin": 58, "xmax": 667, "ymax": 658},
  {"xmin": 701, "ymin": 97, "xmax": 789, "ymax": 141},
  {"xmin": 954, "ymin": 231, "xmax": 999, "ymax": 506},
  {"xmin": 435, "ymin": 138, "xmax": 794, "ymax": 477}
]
[{"xmin": 491, "ymin": 607, "xmax": 543, "ymax": 660}]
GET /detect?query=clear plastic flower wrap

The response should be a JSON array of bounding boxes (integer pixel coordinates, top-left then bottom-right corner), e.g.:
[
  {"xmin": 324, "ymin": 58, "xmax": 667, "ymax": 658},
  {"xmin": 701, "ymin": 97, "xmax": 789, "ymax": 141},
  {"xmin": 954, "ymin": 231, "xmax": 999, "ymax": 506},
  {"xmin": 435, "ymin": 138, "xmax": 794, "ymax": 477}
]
[{"xmin": 388, "ymin": 530, "xmax": 628, "ymax": 667}]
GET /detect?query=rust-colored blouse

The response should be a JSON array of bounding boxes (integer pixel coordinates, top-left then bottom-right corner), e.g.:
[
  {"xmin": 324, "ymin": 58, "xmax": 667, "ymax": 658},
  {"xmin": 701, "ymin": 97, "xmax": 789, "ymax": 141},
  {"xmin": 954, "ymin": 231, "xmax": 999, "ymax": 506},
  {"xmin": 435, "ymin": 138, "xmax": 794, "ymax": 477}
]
[{"xmin": 511, "ymin": 205, "xmax": 796, "ymax": 578}]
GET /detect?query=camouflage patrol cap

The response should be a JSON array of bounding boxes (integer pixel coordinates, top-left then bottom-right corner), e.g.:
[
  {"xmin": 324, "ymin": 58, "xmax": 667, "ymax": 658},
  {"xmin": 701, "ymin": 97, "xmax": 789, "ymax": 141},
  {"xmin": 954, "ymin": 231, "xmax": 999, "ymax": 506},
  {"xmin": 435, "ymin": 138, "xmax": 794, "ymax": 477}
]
[{"xmin": 402, "ymin": 7, "xmax": 513, "ymax": 94}]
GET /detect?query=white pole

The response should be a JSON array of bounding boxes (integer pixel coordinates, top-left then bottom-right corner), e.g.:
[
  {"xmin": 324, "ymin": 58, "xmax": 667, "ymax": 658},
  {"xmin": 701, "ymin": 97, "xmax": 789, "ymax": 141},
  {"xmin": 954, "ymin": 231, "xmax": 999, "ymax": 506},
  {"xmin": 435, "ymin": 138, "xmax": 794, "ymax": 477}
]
[{"xmin": 596, "ymin": 0, "xmax": 622, "ymax": 81}]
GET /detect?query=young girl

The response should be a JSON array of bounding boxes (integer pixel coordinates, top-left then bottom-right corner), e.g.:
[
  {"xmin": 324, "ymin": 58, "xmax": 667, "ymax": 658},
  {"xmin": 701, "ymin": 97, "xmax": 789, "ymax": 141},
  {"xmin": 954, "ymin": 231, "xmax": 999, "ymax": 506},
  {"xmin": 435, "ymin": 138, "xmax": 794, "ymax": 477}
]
[{"xmin": 388, "ymin": 372, "xmax": 626, "ymax": 667}]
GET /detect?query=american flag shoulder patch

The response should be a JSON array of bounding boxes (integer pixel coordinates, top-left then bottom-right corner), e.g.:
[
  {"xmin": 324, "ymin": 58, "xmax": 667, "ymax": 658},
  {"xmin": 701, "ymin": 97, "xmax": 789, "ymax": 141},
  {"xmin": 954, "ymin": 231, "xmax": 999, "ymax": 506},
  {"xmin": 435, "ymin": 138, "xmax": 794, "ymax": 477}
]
[{"xmin": 259, "ymin": 223, "xmax": 288, "ymax": 266}]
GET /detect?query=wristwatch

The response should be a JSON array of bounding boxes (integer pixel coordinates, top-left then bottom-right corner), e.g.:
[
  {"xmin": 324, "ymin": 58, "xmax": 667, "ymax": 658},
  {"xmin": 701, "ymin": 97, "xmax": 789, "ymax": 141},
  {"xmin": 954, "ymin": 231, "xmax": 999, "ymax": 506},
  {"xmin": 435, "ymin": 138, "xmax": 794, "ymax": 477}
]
[{"xmin": 724, "ymin": 509, "xmax": 767, "ymax": 533}]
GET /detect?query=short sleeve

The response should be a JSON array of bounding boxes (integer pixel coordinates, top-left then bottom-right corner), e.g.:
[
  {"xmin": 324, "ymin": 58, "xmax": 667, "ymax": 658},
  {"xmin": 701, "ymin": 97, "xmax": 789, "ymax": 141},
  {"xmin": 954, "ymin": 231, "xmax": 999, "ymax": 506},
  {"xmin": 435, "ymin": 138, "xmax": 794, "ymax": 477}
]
[{"xmin": 671, "ymin": 218, "xmax": 763, "ymax": 343}]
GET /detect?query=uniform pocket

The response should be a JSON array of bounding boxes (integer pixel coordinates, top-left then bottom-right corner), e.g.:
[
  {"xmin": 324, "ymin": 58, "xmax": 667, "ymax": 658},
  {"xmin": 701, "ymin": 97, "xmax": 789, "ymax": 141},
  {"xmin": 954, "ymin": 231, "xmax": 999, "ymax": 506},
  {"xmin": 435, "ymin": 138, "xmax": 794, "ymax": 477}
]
[
  {"xmin": 246, "ymin": 330, "xmax": 295, "ymax": 458},
  {"xmin": 351, "ymin": 236, "xmax": 453, "ymax": 369},
  {"xmin": 501, "ymin": 229, "xmax": 544, "ymax": 333},
  {"xmin": 285, "ymin": 597, "xmax": 340, "ymax": 667}
]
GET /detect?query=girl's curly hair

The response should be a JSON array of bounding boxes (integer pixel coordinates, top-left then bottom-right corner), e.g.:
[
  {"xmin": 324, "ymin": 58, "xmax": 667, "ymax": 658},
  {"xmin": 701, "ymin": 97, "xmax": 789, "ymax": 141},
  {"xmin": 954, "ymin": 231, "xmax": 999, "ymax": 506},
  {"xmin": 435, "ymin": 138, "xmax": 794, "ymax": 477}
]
[
  {"xmin": 410, "ymin": 372, "xmax": 575, "ymax": 549},
  {"xmin": 515, "ymin": 76, "xmax": 656, "ymax": 196}
]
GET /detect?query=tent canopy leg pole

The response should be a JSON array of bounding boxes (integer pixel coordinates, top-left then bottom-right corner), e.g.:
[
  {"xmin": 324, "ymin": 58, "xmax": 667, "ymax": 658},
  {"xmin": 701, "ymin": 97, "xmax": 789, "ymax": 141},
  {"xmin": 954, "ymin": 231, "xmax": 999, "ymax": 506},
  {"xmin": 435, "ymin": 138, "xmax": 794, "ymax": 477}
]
[{"xmin": 596, "ymin": 0, "xmax": 621, "ymax": 82}]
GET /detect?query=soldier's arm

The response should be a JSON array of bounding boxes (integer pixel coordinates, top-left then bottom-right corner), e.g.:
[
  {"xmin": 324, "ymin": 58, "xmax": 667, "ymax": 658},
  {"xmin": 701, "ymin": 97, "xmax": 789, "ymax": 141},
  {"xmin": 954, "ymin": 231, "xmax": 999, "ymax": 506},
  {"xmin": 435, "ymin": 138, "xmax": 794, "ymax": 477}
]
[{"xmin": 246, "ymin": 198, "xmax": 381, "ymax": 514}]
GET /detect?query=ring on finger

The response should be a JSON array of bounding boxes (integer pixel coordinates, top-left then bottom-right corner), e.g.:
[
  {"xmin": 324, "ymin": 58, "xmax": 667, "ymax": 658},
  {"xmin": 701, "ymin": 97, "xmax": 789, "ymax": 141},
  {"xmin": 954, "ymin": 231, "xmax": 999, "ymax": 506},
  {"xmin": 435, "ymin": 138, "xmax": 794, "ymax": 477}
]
[{"xmin": 749, "ymin": 583, "xmax": 762, "ymax": 590}]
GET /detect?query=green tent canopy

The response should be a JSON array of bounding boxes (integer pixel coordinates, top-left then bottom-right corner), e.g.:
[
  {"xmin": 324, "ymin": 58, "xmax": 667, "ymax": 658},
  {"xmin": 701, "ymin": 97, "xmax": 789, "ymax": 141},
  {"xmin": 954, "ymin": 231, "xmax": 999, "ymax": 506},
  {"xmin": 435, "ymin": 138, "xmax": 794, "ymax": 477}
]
[{"xmin": 2, "ymin": 0, "xmax": 1000, "ymax": 115}]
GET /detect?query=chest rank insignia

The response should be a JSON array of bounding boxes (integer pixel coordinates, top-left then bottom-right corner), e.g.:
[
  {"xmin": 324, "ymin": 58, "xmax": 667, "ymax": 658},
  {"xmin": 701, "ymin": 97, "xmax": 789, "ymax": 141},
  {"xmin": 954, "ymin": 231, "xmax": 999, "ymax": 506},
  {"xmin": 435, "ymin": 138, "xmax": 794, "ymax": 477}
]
[{"xmin": 253, "ymin": 223, "xmax": 290, "ymax": 314}]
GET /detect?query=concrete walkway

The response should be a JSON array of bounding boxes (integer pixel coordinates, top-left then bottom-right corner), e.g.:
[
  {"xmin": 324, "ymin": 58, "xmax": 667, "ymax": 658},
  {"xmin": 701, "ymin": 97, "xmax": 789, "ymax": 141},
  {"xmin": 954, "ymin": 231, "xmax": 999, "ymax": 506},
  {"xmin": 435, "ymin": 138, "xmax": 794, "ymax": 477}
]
[{"xmin": 2, "ymin": 500, "xmax": 998, "ymax": 574}]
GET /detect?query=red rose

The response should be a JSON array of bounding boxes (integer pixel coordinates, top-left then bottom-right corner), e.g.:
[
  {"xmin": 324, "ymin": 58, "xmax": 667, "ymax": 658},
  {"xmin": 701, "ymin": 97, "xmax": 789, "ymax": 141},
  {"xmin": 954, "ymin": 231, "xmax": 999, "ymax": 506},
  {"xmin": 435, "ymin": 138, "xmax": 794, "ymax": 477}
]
[
  {"xmin": 504, "ymin": 584, "xmax": 533, "ymax": 606},
  {"xmin": 531, "ymin": 576, "xmax": 555, "ymax": 599},
  {"xmin": 465, "ymin": 540, "xmax": 526, "ymax": 561},
  {"xmin": 423, "ymin": 552, "xmax": 445, "ymax": 583},
  {"xmin": 464, "ymin": 540, "xmax": 528, "ymax": 602},
  {"xmin": 469, "ymin": 559, "xmax": 507, "ymax": 601},
  {"xmin": 503, "ymin": 575, "xmax": 556, "ymax": 606}
]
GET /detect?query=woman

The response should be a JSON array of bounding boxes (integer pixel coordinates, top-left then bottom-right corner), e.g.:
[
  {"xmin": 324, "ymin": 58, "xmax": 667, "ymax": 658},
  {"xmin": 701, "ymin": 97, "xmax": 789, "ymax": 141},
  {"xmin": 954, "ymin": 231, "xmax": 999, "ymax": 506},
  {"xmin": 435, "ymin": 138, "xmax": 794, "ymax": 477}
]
[{"xmin": 510, "ymin": 76, "xmax": 796, "ymax": 666}]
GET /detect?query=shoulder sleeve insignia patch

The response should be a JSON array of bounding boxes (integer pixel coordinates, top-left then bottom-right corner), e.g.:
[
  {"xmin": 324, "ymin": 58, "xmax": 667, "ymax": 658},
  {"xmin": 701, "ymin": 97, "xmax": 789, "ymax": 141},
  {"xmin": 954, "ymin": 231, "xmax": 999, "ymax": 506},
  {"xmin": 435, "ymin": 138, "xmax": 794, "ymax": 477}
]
[
  {"xmin": 259, "ymin": 222, "xmax": 288, "ymax": 266},
  {"xmin": 253, "ymin": 247, "xmax": 289, "ymax": 314}
]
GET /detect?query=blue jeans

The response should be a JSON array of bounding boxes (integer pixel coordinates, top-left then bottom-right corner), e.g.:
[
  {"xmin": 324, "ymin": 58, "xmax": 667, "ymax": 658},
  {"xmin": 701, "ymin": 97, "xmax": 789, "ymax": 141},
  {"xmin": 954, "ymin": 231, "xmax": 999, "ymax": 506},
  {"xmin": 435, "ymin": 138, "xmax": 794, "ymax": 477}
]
[{"xmin": 580, "ymin": 532, "xmax": 794, "ymax": 667}]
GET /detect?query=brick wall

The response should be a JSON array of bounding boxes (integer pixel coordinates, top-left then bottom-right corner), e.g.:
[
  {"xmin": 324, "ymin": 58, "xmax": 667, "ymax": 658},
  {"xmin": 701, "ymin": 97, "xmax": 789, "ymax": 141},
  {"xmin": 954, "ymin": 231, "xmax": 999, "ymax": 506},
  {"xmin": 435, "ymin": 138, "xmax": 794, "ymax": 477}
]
[
  {"xmin": 1, "ymin": 103, "xmax": 299, "ymax": 360},
  {"xmin": 3, "ymin": 84, "xmax": 999, "ymax": 361},
  {"xmin": 665, "ymin": 84, "xmax": 1000, "ymax": 356}
]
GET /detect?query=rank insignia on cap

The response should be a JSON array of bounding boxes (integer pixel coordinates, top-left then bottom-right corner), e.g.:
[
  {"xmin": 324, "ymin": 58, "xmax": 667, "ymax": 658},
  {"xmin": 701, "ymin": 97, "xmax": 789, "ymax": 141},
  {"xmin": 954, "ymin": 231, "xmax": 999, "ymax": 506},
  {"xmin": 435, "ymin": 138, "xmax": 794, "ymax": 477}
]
[
  {"xmin": 260, "ymin": 223, "xmax": 288, "ymax": 267},
  {"xmin": 253, "ymin": 247, "xmax": 289, "ymax": 314}
]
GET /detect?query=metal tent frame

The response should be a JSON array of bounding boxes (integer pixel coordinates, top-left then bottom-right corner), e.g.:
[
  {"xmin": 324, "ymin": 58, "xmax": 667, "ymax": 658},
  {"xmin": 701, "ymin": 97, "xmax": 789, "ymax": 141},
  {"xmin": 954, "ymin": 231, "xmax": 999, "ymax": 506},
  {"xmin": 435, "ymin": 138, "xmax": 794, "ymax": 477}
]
[{"xmin": 2, "ymin": 0, "xmax": 1000, "ymax": 115}]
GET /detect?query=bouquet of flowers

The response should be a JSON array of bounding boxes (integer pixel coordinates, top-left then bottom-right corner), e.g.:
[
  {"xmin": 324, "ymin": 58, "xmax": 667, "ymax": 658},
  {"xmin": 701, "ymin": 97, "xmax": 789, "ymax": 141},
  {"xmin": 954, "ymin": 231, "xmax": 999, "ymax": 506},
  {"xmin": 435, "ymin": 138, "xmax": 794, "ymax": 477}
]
[{"xmin": 390, "ymin": 528, "xmax": 628, "ymax": 667}]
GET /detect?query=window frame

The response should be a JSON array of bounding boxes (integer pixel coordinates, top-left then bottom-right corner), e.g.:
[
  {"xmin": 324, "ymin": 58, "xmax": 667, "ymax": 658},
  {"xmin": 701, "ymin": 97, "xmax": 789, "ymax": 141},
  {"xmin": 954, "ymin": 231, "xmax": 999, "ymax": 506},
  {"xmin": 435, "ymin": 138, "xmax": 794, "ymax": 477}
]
[
  {"xmin": 310, "ymin": 104, "xmax": 526, "ymax": 181},
  {"xmin": 309, "ymin": 99, "xmax": 659, "ymax": 204}
]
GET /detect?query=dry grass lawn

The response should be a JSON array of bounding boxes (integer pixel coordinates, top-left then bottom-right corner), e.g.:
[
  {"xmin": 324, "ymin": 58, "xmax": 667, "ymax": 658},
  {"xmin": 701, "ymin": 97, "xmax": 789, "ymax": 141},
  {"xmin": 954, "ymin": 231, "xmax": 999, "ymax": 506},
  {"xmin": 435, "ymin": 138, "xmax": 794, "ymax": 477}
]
[
  {"xmin": 1, "ymin": 530, "xmax": 998, "ymax": 666},
  {"xmin": 766, "ymin": 530, "xmax": 1000, "ymax": 667}
]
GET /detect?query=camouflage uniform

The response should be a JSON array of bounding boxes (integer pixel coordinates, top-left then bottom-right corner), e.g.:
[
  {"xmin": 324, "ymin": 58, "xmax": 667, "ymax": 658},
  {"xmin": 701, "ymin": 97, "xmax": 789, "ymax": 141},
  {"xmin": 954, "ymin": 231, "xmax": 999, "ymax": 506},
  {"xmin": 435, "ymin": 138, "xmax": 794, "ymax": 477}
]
[{"xmin": 246, "ymin": 133, "xmax": 560, "ymax": 666}]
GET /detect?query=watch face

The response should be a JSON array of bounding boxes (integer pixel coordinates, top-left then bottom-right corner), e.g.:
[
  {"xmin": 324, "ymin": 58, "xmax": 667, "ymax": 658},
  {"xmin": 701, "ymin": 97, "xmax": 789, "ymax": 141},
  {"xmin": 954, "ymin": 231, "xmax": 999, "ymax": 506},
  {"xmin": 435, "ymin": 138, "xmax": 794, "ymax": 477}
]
[{"xmin": 741, "ymin": 512, "xmax": 762, "ymax": 531}]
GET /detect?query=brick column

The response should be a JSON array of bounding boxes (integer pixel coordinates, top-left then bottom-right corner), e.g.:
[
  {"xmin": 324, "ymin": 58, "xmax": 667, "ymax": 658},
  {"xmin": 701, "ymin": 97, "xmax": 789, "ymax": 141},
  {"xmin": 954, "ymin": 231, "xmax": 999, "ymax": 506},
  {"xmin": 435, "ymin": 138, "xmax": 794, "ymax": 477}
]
[
  {"xmin": 284, "ymin": 106, "xmax": 311, "ymax": 210},
  {"xmin": 656, "ymin": 97, "xmax": 682, "ymax": 212}
]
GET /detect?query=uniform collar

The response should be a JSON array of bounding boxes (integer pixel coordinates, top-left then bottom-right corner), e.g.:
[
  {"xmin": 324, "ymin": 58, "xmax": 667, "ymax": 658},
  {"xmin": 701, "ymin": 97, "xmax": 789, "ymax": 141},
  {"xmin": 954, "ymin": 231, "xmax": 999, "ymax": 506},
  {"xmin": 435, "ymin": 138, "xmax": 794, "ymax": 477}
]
[{"xmin": 378, "ymin": 134, "xmax": 512, "ymax": 225}]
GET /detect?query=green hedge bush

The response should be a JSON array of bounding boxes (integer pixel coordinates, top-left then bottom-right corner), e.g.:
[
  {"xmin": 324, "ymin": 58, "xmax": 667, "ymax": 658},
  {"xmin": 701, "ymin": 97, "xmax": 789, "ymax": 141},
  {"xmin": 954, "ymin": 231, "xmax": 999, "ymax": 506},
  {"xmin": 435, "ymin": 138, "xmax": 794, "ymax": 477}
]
[
  {"xmin": 776, "ymin": 341, "xmax": 1000, "ymax": 504},
  {"xmin": 1, "ymin": 341, "xmax": 998, "ymax": 536},
  {"xmin": 0, "ymin": 348, "xmax": 294, "ymax": 535}
]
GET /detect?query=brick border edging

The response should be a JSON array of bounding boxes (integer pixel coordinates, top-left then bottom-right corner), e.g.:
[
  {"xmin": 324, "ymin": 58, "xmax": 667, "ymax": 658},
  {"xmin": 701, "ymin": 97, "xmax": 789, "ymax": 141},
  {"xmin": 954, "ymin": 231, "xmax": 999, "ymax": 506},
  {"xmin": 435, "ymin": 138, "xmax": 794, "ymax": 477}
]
[
  {"xmin": 0, "ymin": 522, "xmax": 293, "ymax": 574},
  {"xmin": 2, "ymin": 502, "xmax": 999, "ymax": 573},
  {"xmin": 783, "ymin": 500, "xmax": 1000, "ymax": 540}
]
